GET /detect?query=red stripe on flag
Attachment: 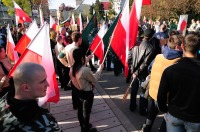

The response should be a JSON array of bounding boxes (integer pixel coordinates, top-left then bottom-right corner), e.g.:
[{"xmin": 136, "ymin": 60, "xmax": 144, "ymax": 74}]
[
  {"xmin": 8, "ymin": 49, "xmax": 42, "ymax": 77},
  {"xmin": 15, "ymin": 8, "xmax": 32, "ymax": 22},
  {"xmin": 142, "ymin": 0, "xmax": 151, "ymax": 5},
  {"xmin": 110, "ymin": 19, "xmax": 128, "ymax": 76},
  {"xmin": 90, "ymin": 36, "xmax": 104, "ymax": 64},
  {"xmin": 129, "ymin": 2, "xmax": 139, "ymax": 49},
  {"xmin": 6, "ymin": 41, "xmax": 15, "ymax": 61},
  {"xmin": 46, "ymin": 72, "xmax": 59, "ymax": 103},
  {"xmin": 180, "ymin": 20, "xmax": 187, "ymax": 32},
  {"xmin": 15, "ymin": 34, "xmax": 31, "ymax": 54}
]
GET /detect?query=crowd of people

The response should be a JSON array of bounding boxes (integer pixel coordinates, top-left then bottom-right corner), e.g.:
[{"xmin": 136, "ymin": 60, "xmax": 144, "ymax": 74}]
[
  {"xmin": 127, "ymin": 18, "xmax": 200, "ymax": 132},
  {"xmin": 0, "ymin": 16, "xmax": 200, "ymax": 132}
]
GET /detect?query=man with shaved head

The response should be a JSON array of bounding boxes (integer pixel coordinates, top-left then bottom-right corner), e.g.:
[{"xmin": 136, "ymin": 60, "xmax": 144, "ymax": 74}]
[{"xmin": 0, "ymin": 62, "xmax": 62, "ymax": 131}]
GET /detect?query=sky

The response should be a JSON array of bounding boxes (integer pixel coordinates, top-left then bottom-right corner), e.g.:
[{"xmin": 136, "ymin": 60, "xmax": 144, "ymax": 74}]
[{"xmin": 48, "ymin": 0, "xmax": 96, "ymax": 9}]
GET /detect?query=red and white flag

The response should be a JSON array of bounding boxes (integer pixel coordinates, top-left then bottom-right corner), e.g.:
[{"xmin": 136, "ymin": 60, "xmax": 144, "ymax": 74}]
[
  {"xmin": 110, "ymin": 0, "xmax": 129, "ymax": 77},
  {"xmin": 90, "ymin": 23, "xmax": 108, "ymax": 64},
  {"xmin": 6, "ymin": 24, "xmax": 19, "ymax": 63},
  {"xmin": 70, "ymin": 13, "xmax": 75, "ymax": 25},
  {"xmin": 142, "ymin": 0, "xmax": 151, "ymax": 5},
  {"xmin": 50, "ymin": 15, "xmax": 58, "ymax": 32},
  {"xmin": 177, "ymin": 15, "xmax": 188, "ymax": 35},
  {"xmin": 129, "ymin": 0, "xmax": 143, "ymax": 49},
  {"xmin": 13, "ymin": 1, "xmax": 32, "ymax": 23},
  {"xmin": 77, "ymin": 12, "xmax": 83, "ymax": 33},
  {"xmin": 14, "ymin": 20, "xmax": 39, "ymax": 55},
  {"xmin": 9, "ymin": 23, "xmax": 59, "ymax": 106}
]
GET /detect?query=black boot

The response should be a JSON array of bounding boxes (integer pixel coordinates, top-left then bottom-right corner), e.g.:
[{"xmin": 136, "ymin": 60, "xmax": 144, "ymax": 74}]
[{"xmin": 141, "ymin": 119, "xmax": 152, "ymax": 132}]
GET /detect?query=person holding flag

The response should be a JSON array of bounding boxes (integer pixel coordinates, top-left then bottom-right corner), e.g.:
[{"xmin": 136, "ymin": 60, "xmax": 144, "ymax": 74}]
[
  {"xmin": 71, "ymin": 48, "xmax": 104, "ymax": 132},
  {"xmin": 129, "ymin": 29, "xmax": 156, "ymax": 115},
  {"xmin": 0, "ymin": 46, "xmax": 14, "ymax": 97}
]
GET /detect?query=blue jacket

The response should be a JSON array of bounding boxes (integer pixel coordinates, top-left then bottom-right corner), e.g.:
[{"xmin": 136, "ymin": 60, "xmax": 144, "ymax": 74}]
[{"xmin": 148, "ymin": 44, "xmax": 182, "ymax": 72}]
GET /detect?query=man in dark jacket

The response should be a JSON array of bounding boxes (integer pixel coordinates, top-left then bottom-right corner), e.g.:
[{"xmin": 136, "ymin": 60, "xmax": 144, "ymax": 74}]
[
  {"xmin": 0, "ymin": 62, "xmax": 62, "ymax": 132},
  {"xmin": 157, "ymin": 32, "xmax": 200, "ymax": 131},
  {"xmin": 129, "ymin": 29, "xmax": 157, "ymax": 114}
]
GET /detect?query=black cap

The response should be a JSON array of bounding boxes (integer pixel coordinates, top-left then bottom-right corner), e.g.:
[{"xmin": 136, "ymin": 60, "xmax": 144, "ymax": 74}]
[{"xmin": 144, "ymin": 29, "xmax": 154, "ymax": 38}]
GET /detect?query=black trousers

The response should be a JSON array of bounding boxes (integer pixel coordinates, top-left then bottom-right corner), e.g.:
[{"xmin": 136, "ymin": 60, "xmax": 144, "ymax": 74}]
[
  {"xmin": 146, "ymin": 98, "xmax": 166, "ymax": 132},
  {"xmin": 78, "ymin": 91, "xmax": 94, "ymax": 132},
  {"xmin": 62, "ymin": 66, "xmax": 70, "ymax": 89},
  {"xmin": 71, "ymin": 84, "xmax": 80, "ymax": 109}
]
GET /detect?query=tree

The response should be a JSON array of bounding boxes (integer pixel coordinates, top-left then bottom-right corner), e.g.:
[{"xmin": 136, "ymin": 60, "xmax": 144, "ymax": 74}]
[
  {"xmin": 89, "ymin": 0, "xmax": 105, "ymax": 21},
  {"xmin": 2, "ymin": 0, "xmax": 42, "ymax": 16},
  {"xmin": 141, "ymin": 0, "xmax": 200, "ymax": 20},
  {"xmin": 107, "ymin": 0, "xmax": 116, "ymax": 20}
]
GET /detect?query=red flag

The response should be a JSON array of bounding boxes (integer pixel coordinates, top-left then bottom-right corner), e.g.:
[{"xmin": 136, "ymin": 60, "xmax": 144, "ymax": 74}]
[
  {"xmin": 142, "ymin": 0, "xmax": 151, "ymax": 5},
  {"xmin": 90, "ymin": 23, "xmax": 107, "ymax": 64},
  {"xmin": 110, "ymin": 0, "xmax": 129, "ymax": 77},
  {"xmin": 9, "ymin": 23, "xmax": 59, "ymax": 106},
  {"xmin": 15, "ymin": 20, "xmax": 39, "ymax": 54},
  {"xmin": 6, "ymin": 25, "xmax": 19, "ymax": 63},
  {"xmin": 13, "ymin": 1, "xmax": 32, "ymax": 23},
  {"xmin": 129, "ymin": 0, "xmax": 143, "ymax": 49}
]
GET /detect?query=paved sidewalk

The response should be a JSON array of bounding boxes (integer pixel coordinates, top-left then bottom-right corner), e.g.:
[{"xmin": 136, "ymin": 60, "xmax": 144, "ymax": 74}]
[
  {"xmin": 51, "ymin": 70, "xmax": 163, "ymax": 132},
  {"xmin": 50, "ymin": 83, "xmax": 137, "ymax": 132}
]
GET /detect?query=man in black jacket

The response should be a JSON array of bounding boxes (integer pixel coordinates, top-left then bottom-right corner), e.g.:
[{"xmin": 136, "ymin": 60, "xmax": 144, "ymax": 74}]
[
  {"xmin": 157, "ymin": 32, "xmax": 200, "ymax": 132},
  {"xmin": 129, "ymin": 29, "xmax": 158, "ymax": 115},
  {"xmin": 0, "ymin": 62, "xmax": 62, "ymax": 131}
]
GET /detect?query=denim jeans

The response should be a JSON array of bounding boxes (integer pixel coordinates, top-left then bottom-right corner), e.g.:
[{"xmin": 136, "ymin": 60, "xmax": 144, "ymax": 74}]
[{"xmin": 164, "ymin": 113, "xmax": 200, "ymax": 132}]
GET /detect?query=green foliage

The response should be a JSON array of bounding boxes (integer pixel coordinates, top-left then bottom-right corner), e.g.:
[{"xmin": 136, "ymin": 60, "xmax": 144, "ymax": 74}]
[
  {"xmin": 107, "ymin": 0, "xmax": 116, "ymax": 20},
  {"xmin": 2, "ymin": 0, "xmax": 41, "ymax": 16},
  {"xmin": 141, "ymin": 0, "xmax": 200, "ymax": 20},
  {"xmin": 89, "ymin": 0, "xmax": 105, "ymax": 22}
]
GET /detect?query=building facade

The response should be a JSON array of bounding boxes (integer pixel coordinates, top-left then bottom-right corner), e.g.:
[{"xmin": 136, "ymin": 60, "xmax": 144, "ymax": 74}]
[{"xmin": 0, "ymin": 2, "xmax": 13, "ymax": 25}]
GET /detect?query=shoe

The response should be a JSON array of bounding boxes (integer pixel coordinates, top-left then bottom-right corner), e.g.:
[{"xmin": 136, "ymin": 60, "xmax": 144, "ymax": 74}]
[
  {"xmin": 129, "ymin": 104, "xmax": 137, "ymax": 112},
  {"xmin": 141, "ymin": 124, "xmax": 151, "ymax": 132},
  {"xmin": 81, "ymin": 127, "xmax": 97, "ymax": 132},
  {"xmin": 88, "ymin": 128, "xmax": 97, "ymax": 132},
  {"xmin": 73, "ymin": 106, "xmax": 78, "ymax": 110},
  {"xmin": 89, "ymin": 123, "xmax": 92, "ymax": 128},
  {"xmin": 106, "ymin": 68, "xmax": 113, "ymax": 71}
]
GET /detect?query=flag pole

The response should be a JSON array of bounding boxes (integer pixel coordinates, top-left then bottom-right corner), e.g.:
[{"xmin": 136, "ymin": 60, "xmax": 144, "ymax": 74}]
[{"xmin": 122, "ymin": 77, "xmax": 135, "ymax": 102}]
